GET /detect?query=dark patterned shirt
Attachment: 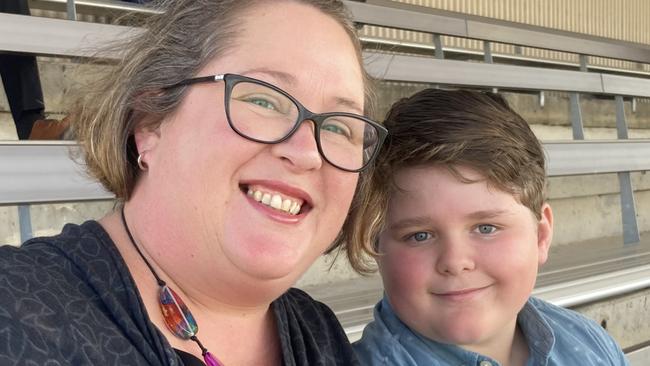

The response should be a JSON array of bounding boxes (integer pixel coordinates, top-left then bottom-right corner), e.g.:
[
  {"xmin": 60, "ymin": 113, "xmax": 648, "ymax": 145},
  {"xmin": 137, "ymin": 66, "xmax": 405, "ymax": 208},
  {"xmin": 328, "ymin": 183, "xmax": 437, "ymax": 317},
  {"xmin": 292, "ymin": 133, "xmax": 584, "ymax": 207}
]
[{"xmin": 0, "ymin": 221, "xmax": 358, "ymax": 366}]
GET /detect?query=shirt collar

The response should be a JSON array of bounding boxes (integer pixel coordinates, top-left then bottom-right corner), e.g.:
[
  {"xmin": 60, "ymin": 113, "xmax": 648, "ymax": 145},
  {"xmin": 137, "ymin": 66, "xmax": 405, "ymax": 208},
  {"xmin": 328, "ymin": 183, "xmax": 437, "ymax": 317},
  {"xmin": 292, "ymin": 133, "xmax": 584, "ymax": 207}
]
[{"xmin": 376, "ymin": 297, "xmax": 556, "ymax": 366}]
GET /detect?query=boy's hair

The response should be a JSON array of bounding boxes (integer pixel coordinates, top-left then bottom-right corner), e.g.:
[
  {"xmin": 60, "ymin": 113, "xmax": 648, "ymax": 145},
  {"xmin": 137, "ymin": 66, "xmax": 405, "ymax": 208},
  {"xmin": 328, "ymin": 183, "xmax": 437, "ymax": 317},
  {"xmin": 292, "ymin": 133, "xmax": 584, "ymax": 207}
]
[{"xmin": 340, "ymin": 88, "xmax": 547, "ymax": 273}]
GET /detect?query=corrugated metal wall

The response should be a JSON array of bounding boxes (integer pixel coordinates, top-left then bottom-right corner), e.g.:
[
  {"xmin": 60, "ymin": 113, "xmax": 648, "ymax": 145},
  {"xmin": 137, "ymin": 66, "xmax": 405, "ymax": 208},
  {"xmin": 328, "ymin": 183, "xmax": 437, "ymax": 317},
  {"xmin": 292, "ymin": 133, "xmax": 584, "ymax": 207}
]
[{"xmin": 361, "ymin": 0, "xmax": 650, "ymax": 73}]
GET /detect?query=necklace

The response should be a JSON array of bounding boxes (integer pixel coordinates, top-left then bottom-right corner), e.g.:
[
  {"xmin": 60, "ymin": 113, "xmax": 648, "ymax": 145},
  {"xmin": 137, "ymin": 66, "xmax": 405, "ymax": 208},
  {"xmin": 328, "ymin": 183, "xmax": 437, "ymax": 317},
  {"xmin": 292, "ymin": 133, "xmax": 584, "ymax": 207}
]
[{"xmin": 120, "ymin": 208, "xmax": 224, "ymax": 366}]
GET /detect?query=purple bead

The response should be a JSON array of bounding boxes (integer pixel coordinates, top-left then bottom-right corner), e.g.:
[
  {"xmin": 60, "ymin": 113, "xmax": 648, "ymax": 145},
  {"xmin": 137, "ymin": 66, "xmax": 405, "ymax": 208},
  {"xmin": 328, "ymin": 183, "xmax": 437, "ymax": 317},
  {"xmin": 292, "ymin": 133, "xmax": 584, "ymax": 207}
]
[{"xmin": 203, "ymin": 351, "xmax": 224, "ymax": 366}]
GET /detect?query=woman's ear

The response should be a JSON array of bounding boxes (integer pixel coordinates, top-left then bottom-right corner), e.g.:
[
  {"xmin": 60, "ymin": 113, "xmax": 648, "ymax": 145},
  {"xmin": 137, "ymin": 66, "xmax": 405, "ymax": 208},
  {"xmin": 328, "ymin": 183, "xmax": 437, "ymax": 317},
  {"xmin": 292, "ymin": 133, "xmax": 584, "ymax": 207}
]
[
  {"xmin": 536, "ymin": 203, "xmax": 554, "ymax": 266},
  {"xmin": 133, "ymin": 116, "xmax": 162, "ymax": 164}
]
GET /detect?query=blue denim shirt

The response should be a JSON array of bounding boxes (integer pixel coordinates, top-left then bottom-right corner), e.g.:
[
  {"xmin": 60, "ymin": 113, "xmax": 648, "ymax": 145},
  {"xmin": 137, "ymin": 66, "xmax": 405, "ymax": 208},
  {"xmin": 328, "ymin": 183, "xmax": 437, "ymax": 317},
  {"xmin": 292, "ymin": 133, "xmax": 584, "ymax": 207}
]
[{"xmin": 354, "ymin": 296, "xmax": 629, "ymax": 366}]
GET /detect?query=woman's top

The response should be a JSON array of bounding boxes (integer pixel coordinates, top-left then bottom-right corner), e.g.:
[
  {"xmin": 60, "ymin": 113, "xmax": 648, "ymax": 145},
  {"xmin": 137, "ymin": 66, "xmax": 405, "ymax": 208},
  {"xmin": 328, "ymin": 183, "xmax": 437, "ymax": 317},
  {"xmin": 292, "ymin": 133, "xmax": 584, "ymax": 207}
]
[
  {"xmin": 0, "ymin": 221, "xmax": 358, "ymax": 366},
  {"xmin": 354, "ymin": 296, "xmax": 629, "ymax": 366}
]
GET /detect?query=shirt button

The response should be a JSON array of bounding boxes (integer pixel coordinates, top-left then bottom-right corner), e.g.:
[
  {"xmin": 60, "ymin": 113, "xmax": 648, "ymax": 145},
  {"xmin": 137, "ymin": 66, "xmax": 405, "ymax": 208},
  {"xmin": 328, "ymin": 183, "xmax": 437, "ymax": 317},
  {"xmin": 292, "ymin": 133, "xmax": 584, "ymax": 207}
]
[{"xmin": 479, "ymin": 361, "xmax": 493, "ymax": 366}]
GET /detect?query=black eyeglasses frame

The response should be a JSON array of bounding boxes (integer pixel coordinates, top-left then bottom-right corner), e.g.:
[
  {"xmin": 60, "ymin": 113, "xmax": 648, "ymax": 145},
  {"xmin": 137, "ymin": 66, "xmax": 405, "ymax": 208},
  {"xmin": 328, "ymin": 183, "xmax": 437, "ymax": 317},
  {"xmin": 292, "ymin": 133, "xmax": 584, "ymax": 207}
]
[{"xmin": 167, "ymin": 73, "xmax": 387, "ymax": 172}]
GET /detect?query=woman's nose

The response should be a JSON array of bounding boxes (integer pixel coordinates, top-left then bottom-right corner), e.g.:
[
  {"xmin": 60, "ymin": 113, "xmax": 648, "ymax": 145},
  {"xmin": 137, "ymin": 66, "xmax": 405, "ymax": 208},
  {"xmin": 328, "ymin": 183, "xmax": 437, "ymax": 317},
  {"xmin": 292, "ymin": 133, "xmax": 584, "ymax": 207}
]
[{"xmin": 270, "ymin": 120, "xmax": 323, "ymax": 172}]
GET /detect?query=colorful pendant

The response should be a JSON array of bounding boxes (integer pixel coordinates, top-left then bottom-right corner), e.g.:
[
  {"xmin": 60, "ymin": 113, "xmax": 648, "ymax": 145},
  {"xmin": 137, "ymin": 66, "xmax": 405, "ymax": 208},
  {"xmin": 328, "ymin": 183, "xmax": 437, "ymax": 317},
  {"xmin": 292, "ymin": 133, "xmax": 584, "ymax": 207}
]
[
  {"xmin": 159, "ymin": 285, "xmax": 199, "ymax": 339},
  {"xmin": 121, "ymin": 208, "xmax": 224, "ymax": 366}
]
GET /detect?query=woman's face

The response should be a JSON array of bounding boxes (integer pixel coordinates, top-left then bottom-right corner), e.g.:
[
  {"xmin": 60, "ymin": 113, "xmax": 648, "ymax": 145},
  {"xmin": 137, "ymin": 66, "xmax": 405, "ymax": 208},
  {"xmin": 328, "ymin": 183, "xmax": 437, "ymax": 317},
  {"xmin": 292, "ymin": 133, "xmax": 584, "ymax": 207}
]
[{"xmin": 135, "ymin": 1, "xmax": 364, "ymax": 302}]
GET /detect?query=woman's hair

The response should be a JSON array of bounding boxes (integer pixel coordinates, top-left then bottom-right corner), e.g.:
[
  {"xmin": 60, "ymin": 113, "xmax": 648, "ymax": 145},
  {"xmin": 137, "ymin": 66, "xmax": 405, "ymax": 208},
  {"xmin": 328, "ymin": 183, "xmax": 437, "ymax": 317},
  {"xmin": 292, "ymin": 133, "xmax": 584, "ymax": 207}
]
[
  {"xmin": 73, "ymin": 0, "xmax": 373, "ymax": 200},
  {"xmin": 339, "ymin": 89, "xmax": 547, "ymax": 274}
]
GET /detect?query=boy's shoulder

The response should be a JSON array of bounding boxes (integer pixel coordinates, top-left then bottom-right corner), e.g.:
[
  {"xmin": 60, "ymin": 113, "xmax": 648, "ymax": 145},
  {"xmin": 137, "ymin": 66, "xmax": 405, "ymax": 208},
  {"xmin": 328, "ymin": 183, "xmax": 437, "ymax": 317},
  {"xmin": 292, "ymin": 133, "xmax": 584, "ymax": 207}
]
[
  {"xmin": 526, "ymin": 296, "xmax": 608, "ymax": 337},
  {"xmin": 525, "ymin": 297, "xmax": 628, "ymax": 365}
]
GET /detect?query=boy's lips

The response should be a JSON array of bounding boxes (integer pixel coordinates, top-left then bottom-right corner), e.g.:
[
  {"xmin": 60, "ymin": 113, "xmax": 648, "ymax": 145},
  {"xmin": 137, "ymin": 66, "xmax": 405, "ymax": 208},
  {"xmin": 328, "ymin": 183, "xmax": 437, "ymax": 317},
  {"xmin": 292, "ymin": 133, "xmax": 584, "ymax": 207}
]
[{"xmin": 432, "ymin": 285, "xmax": 491, "ymax": 301}]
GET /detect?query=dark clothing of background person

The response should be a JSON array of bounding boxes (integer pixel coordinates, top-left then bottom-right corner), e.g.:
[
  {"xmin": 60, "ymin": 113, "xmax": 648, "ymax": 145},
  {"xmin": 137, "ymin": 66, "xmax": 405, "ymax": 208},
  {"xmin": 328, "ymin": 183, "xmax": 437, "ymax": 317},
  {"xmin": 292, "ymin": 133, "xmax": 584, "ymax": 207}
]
[{"xmin": 0, "ymin": 0, "xmax": 46, "ymax": 140}]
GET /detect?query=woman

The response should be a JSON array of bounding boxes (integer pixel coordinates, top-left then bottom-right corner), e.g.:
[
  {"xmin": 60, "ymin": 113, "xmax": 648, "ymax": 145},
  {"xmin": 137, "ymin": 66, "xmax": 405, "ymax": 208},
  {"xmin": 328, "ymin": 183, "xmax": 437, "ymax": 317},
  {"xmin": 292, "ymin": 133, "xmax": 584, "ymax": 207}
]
[{"xmin": 0, "ymin": 0, "xmax": 386, "ymax": 365}]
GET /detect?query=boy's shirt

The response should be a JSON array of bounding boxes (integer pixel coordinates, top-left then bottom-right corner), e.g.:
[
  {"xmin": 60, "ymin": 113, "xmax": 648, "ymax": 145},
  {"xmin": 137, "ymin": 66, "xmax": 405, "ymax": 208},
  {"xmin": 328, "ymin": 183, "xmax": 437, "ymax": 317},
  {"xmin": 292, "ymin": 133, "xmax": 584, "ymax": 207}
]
[{"xmin": 353, "ymin": 296, "xmax": 629, "ymax": 366}]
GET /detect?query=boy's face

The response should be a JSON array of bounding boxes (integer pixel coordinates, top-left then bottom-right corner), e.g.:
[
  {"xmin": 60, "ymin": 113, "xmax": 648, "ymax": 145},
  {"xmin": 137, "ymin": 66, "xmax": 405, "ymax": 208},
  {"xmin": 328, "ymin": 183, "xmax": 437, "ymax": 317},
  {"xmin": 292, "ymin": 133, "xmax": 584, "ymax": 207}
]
[{"xmin": 377, "ymin": 165, "xmax": 553, "ymax": 353}]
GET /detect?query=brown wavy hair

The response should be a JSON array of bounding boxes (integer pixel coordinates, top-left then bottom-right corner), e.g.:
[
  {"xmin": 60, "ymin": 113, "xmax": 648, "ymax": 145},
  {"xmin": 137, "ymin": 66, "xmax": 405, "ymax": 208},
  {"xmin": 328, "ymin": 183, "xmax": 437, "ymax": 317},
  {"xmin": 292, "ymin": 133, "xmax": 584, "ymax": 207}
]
[
  {"xmin": 72, "ymin": 0, "xmax": 374, "ymax": 201},
  {"xmin": 339, "ymin": 89, "xmax": 547, "ymax": 273}
]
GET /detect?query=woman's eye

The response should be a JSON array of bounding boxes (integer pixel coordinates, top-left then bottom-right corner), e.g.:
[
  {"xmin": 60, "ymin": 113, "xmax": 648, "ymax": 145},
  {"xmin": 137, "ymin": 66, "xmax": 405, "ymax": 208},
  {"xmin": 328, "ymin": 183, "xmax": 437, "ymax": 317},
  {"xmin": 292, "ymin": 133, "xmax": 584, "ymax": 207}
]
[
  {"xmin": 476, "ymin": 224, "xmax": 497, "ymax": 234},
  {"xmin": 322, "ymin": 121, "xmax": 352, "ymax": 138},
  {"xmin": 246, "ymin": 97, "xmax": 277, "ymax": 111},
  {"xmin": 407, "ymin": 232, "xmax": 432, "ymax": 242}
]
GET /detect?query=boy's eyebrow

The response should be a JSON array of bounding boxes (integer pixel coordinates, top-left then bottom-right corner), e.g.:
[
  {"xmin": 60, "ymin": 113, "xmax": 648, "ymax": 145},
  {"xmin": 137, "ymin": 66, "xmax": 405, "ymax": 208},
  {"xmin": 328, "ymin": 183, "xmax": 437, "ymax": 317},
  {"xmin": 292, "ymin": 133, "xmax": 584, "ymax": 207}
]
[
  {"xmin": 465, "ymin": 209, "xmax": 513, "ymax": 220},
  {"xmin": 387, "ymin": 216, "xmax": 432, "ymax": 232},
  {"xmin": 388, "ymin": 210, "xmax": 515, "ymax": 231}
]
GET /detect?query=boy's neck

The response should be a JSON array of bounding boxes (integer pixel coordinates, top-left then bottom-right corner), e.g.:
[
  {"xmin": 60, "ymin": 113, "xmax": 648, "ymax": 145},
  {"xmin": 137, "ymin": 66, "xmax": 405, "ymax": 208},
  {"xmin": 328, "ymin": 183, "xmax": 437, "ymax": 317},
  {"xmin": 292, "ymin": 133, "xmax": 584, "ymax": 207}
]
[
  {"xmin": 507, "ymin": 325, "xmax": 530, "ymax": 366},
  {"xmin": 465, "ymin": 322, "xmax": 529, "ymax": 366}
]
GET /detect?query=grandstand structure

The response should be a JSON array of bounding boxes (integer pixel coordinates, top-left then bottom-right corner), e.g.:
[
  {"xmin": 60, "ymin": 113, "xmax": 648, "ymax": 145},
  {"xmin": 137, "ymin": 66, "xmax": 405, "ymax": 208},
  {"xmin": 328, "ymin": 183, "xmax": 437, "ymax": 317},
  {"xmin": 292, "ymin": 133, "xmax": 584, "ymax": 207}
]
[{"xmin": 1, "ymin": 0, "xmax": 649, "ymax": 363}]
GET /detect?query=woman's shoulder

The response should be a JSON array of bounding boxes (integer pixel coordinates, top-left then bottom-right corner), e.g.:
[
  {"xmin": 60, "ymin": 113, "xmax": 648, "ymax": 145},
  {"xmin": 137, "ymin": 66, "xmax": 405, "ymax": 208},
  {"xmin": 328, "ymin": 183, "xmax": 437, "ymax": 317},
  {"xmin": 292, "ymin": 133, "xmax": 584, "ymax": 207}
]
[
  {"xmin": 0, "ymin": 221, "xmax": 106, "ymax": 274},
  {"xmin": 276, "ymin": 288, "xmax": 341, "ymax": 329},
  {"xmin": 0, "ymin": 221, "xmax": 167, "ymax": 365},
  {"xmin": 274, "ymin": 288, "xmax": 360, "ymax": 365}
]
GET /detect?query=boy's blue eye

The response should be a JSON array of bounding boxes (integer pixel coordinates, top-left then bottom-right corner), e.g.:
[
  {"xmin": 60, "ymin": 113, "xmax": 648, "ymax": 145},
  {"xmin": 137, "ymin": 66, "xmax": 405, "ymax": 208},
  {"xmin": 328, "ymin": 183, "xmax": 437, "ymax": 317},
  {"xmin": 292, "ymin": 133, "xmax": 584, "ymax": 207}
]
[
  {"xmin": 477, "ymin": 224, "xmax": 497, "ymax": 234},
  {"xmin": 408, "ymin": 232, "xmax": 432, "ymax": 242}
]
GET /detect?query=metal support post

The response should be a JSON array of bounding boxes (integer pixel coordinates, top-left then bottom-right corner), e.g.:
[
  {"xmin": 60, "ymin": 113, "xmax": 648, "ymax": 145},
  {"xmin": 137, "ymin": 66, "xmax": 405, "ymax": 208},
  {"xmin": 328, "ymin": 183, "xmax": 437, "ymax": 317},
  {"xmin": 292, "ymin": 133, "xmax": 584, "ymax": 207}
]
[
  {"xmin": 483, "ymin": 41, "xmax": 498, "ymax": 93},
  {"xmin": 433, "ymin": 34, "xmax": 444, "ymax": 60},
  {"xmin": 18, "ymin": 205, "xmax": 33, "ymax": 243},
  {"xmin": 615, "ymin": 95, "xmax": 641, "ymax": 244},
  {"xmin": 569, "ymin": 93, "xmax": 585, "ymax": 140},
  {"xmin": 483, "ymin": 41, "xmax": 493, "ymax": 63},
  {"xmin": 569, "ymin": 54, "xmax": 587, "ymax": 140},
  {"xmin": 66, "ymin": 0, "xmax": 77, "ymax": 21}
]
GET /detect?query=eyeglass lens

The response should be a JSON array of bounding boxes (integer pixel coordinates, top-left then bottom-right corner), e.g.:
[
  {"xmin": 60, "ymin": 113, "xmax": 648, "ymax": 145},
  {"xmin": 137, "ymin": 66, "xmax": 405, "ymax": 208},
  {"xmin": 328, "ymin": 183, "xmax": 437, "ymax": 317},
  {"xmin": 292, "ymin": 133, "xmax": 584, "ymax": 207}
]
[{"xmin": 227, "ymin": 80, "xmax": 379, "ymax": 171}]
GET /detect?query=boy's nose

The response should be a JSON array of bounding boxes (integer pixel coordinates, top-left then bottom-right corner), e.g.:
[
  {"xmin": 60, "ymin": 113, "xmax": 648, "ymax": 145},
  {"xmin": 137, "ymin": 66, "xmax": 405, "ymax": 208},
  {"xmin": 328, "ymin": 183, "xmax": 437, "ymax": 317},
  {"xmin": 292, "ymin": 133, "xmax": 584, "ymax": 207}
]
[{"xmin": 435, "ymin": 239, "xmax": 476, "ymax": 275}]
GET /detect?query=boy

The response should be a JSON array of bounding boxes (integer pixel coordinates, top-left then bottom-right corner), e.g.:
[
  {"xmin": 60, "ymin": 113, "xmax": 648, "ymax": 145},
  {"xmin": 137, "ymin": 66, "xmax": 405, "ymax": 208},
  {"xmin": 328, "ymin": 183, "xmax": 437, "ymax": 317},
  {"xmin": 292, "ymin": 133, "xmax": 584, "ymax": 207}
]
[{"xmin": 349, "ymin": 89, "xmax": 628, "ymax": 365}]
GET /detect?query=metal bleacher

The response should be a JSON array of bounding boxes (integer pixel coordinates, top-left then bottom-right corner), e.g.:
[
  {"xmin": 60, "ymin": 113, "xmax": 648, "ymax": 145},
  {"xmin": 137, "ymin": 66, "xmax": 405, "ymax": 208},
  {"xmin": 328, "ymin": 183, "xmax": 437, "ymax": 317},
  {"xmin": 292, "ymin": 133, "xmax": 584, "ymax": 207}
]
[{"xmin": 1, "ymin": 0, "xmax": 649, "ymax": 363}]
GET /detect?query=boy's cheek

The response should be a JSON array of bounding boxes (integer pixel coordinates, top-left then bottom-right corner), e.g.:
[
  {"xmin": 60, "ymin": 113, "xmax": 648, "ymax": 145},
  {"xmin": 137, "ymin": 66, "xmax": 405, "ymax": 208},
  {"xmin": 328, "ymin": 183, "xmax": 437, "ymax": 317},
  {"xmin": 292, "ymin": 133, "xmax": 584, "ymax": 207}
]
[{"xmin": 378, "ymin": 246, "xmax": 432, "ymax": 286}]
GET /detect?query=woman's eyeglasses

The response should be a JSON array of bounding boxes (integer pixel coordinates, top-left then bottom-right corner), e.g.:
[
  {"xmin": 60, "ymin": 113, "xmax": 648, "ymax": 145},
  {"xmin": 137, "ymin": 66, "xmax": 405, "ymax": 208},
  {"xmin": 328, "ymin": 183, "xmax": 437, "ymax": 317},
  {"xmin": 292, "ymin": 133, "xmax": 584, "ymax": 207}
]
[{"xmin": 168, "ymin": 73, "xmax": 387, "ymax": 172}]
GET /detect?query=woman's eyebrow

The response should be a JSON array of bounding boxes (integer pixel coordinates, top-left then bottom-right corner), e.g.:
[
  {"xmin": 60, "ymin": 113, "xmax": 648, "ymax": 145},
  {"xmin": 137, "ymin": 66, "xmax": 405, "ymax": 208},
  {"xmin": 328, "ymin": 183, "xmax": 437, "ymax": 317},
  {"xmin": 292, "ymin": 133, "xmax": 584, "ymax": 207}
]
[
  {"xmin": 241, "ymin": 68, "xmax": 363, "ymax": 113},
  {"xmin": 241, "ymin": 67, "xmax": 297, "ymax": 85},
  {"xmin": 334, "ymin": 97, "xmax": 363, "ymax": 114}
]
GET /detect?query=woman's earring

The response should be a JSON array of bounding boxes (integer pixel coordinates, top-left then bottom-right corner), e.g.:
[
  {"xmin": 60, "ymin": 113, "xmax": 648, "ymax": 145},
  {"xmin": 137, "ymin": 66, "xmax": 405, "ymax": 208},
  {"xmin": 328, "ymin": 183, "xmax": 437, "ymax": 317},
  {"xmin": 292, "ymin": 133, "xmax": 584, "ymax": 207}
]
[{"xmin": 137, "ymin": 153, "xmax": 148, "ymax": 171}]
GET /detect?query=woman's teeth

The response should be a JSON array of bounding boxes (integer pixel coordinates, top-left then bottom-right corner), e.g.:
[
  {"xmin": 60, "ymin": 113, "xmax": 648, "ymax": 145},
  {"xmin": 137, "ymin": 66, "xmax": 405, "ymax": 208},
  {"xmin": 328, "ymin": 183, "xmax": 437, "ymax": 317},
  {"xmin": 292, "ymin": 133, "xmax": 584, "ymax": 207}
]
[{"xmin": 247, "ymin": 188, "xmax": 302, "ymax": 215}]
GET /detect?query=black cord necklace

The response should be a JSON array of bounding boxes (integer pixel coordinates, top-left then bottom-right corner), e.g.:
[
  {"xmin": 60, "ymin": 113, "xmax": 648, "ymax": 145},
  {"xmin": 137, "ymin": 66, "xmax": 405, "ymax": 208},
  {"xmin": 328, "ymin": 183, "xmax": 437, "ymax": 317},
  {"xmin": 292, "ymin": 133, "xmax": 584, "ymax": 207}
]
[{"xmin": 120, "ymin": 208, "xmax": 223, "ymax": 366}]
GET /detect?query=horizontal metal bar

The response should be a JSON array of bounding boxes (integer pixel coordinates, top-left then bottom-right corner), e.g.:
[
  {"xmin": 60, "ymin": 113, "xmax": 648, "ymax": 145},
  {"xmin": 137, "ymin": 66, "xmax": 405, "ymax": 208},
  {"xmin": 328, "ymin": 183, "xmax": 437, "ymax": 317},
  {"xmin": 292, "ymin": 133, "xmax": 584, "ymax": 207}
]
[
  {"xmin": 25, "ymin": 0, "xmax": 650, "ymax": 65},
  {"xmin": 0, "ymin": 13, "xmax": 137, "ymax": 59},
  {"xmin": 345, "ymin": 0, "xmax": 468, "ymax": 37},
  {"xmin": 0, "ymin": 143, "xmax": 114, "ymax": 205},
  {"xmin": 603, "ymin": 74, "xmax": 650, "ymax": 98},
  {"xmin": 544, "ymin": 140, "xmax": 650, "ymax": 176},
  {"xmin": 346, "ymin": 0, "xmax": 650, "ymax": 64},
  {"xmin": 364, "ymin": 52, "xmax": 650, "ymax": 97},
  {"xmin": 532, "ymin": 264, "xmax": 650, "ymax": 307},
  {"xmin": 627, "ymin": 345, "xmax": 650, "ymax": 365},
  {"xmin": 360, "ymin": 36, "xmax": 650, "ymax": 79},
  {"xmin": 2, "ymin": 140, "xmax": 649, "ymax": 205},
  {"xmin": 4, "ymin": 11, "xmax": 649, "ymax": 99},
  {"xmin": 364, "ymin": 52, "xmax": 605, "ymax": 93},
  {"xmin": 29, "ymin": 0, "xmax": 159, "ymax": 16}
]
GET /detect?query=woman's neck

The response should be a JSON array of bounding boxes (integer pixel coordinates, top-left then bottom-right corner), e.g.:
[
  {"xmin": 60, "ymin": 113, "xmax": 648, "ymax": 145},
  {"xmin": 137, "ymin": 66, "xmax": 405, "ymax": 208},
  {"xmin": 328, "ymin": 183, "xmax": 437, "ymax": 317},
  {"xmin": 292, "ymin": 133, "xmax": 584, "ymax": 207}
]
[{"xmin": 99, "ymin": 210, "xmax": 283, "ymax": 365}]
